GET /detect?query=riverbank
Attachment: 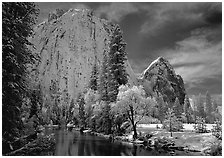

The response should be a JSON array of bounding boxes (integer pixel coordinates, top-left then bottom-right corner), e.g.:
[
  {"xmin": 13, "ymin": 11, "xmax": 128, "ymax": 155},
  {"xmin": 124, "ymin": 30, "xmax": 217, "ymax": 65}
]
[
  {"xmin": 4, "ymin": 125, "xmax": 220, "ymax": 156},
  {"xmin": 89, "ymin": 127, "xmax": 219, "ymax": 156},
  {"xmin": 5, "ymin": 133, "xmax": 56, "ymax": 156},
  {"xmin": 137, "ymin": 124, "xmax": 220, "ymax": 156}
]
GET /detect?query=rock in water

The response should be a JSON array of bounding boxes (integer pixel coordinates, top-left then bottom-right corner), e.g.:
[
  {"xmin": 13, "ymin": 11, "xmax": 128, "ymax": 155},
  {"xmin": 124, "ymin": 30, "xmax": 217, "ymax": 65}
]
[
  {"xmin": 30, "ymin": 9, "xmax": 137, "ymax": 108},
  {"xmin": 139, "ymin": 57, "xmax": 186, "ymax": 105}
]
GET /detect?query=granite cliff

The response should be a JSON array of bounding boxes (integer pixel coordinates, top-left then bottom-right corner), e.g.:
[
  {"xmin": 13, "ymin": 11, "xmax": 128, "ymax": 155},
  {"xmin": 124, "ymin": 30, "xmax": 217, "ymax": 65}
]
[
  {"xmin": 31, "ymin": 9, "xmax": 185, "ymax": 109},
  {"xmin": 30, "ymin": 9, "xmax": 137, "ymax": 108}
]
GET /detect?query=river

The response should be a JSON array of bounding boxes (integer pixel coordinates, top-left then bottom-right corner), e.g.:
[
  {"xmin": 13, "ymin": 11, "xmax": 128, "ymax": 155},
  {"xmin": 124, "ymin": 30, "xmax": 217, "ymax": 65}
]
[
  {"xmin": 44, "ymin": 128, "xmax": 201, "ymax": 156},
  {"xmin": 46, "ymin": 128, "xmax": 171, "ymax": 156}
]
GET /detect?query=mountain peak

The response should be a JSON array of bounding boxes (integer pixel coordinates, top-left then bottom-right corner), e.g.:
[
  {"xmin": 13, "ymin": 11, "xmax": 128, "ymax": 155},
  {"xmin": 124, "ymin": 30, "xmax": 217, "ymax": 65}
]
[
  {"xmin": 140, "ymin": 56, "xmax": 186, "ymax": 104},
  {"xmin": 142, "ymin": 56, "xmax": 173, "ymax": 76}
]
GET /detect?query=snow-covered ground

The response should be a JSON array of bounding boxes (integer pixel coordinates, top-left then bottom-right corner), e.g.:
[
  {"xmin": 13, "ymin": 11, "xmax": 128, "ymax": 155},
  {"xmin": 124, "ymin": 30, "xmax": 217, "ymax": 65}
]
[{"xmin": 137, "ymin": 124, "xmax": 216, "ymax": 131}]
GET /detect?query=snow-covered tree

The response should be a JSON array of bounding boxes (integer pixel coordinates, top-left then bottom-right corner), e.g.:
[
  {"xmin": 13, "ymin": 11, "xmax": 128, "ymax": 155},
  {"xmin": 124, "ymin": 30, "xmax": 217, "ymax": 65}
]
[
  {"xmin": 173, "ymin": 97, "xmax": 182, "ymax": 118},
  {"xmin": 101, "ymin": 102, "xmax": 112, "ymax": 134},
  {"xmin": 84, "ymin": 89, "xmax": 99, "ymax": 128},
  {"xmin": 205, "ymin": 91, "xmax": 214, "ymax": 123},
  {"xmin": 113, "ymin": 85, "xmax": 155, "ymax": 139},
  {"xmin": 196, "ymin": 94, "xmax": 206, "ymax": 119},
  {"xmin": 91, "ymin": 101, "xmax": 112, "ymax": 134},
  {"xmin": 155, "ymin": 93, "xmax": 167, "ymax": 123},
  {"xmin": 194, "ymin": 116, "xmax": 207, "ymax": 133},
  {"xmin": 211, "ymin": 100, "xmax": 222, "ymax": 122},
  {"xmin": 212, "ymin": 99, "xmax": 218, "ymax": 112},
  {"xmin": 212, "ymin": 119, "xmax": 222, "ymax": 140},
  {"xmin": 77, "ymin": 93, "xmax": 86, "ymax": 128},
  {"xmin": 163, "ymin": 108, "xmax": 183, "ymax": 136}
]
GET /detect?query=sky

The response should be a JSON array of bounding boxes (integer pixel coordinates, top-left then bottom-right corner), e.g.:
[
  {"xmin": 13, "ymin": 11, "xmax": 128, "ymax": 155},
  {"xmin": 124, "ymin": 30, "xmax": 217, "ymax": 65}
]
[{"xmin": 35, "ymin": 2, "xmax": 222, "ymax": 96}]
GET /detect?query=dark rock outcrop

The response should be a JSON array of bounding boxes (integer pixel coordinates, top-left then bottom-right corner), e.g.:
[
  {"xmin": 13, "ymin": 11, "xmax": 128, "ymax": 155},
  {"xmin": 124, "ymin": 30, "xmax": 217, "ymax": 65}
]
[{"xmin": 139, "ymin": 57, "xmax": 186, "ymax": 105}]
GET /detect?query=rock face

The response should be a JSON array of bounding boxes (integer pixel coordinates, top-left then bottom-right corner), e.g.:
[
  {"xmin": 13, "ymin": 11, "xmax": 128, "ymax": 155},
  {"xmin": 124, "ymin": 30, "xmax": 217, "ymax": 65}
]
[
  {"xmin": 139, "ymin": 57, "xmax": 186, "ymax": 104},
  {"xmin": 31, "ymin": 9, "xmax": 185, "ymax": 110},
  {"xmin": 31, "ymin": 9, "xmax": 137, "ymax": 107}
]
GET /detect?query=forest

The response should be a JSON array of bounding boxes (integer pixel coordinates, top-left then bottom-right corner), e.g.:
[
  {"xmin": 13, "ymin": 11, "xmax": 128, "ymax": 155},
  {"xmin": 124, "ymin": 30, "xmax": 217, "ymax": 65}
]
[{"xmin": 2, "ymin": 2, "xmax": 222, "ymax": 156}]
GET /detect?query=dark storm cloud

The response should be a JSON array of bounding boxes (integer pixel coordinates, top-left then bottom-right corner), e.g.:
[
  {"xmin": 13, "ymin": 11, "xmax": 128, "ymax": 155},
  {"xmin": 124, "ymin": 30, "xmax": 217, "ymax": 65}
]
[
  {"xmin": 203, "ymin": 2, "xmax": 222, "ymax": 25},
  {"xmin": 138, "ymin": 2, "xmax": 221, "ymax": 35},
  {"xmin": 205, "ymin": 11, "xmax": 222, "ymax": 25},
  {"xmin": 35, "ymin": 2, "xmax": 222, "ymax": 96}
]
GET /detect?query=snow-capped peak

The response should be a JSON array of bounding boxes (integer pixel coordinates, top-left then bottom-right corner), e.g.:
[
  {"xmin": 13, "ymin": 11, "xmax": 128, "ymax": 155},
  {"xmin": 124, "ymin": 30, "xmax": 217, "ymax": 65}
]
[{"xmin": 143, "ymin": 56, "xmax": 167, "ymax": 75}]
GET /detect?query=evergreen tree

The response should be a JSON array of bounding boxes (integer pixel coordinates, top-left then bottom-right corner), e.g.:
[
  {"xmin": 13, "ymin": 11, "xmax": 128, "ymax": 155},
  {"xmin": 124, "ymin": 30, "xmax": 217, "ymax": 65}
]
[
  {"xmin": 101, "ymin": 102, "xmax": 112, "ymax": 134},
  {"xmin": 184, "ymin": 95, "xmax": 194, "ymax": 123},
  {"xmin": 163, "ymin": 108, "xmax": 183, "ymax": 137},
  {"xmin": 107, "ymin": 68, "xmax": 119, "ymax": 102},
  {"xmin": 155, "ymin": 93, "xmax": 167, "ymax": 123},
  {"xmin": 29, "ymin": 90, "xmax": 40, "ymax": 119},
  {"xmin": 98, "ymin": 25, "xmax": 128, "ymax": 103},
  {"xmin": 107, "ymin": 25, "xmax": 128, "ymax": 102},
  {"xmin": 98, "ymin": 53, "xmax": 109, "ymax": 101},
  {"xmin": 205, "ymin": 91, "xmax": 213, "ymax": 123},
  {"xmin": 196, "ymin": 93, "xmax": 206, "ymax": 119},
  {"xmin": 212, "ymin": 99, "xmax": 218, "ymax": 112},
  {"xmin": 77, "ymin": 94, "xmax": 86, "ymax": 128},
  {"xmin": 89, "ymin": 61, "xmax": 98, "ymax": 91},
  {"xmin": 211, "ymin": 100, "xmax": 221, "ymax": 121},
  {"xmin": 212, "ymin": 119, "xmax": 222, "ymax": 140},
  {"xmin": 109, "ymin": 25, "xmax": 128, "ymax": 85},
  {"xmin": 194, "ymin": 116, "xmax": 207, "ymax": 133},
  {"xmin": 173, "ymin": 97, "xmax": 182, "ymax": 118},
  {"xmin": 2, "ymin": 2, "xmax": 39, "ymax": 153}
]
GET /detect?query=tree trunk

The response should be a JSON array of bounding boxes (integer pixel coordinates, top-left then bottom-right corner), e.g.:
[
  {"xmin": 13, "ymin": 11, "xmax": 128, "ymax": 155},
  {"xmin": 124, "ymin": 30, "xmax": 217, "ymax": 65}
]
[
  {"xmin": 133, "ymin": 124, "xmax": 137, "ymax": 140},
  {"xmin": 170, "ymin": 117, "xmax": 172, "ymax": 137}
]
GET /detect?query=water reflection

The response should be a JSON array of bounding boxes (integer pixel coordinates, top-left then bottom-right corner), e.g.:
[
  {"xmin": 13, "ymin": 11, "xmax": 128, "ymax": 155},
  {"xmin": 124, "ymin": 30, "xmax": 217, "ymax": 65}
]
[{"xmin": 54, "ymin": 129, "xmax": 156, "ymax": 156}]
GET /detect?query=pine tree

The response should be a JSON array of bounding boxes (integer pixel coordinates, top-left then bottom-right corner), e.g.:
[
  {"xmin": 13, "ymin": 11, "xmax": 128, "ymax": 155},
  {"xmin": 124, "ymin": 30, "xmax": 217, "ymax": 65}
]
[
  {"xmin": 196, "ymin": 94, "xmax": 206, "ymax": 119},
  {"xmin": 2, "ymin": 2, "xmax": 39, "ymax": 153},
  {"xmin": 155, "ymin": 93, "xmax": 167, "ymax": 123},
  {"xmin": 191, "ymin": 95, "xmax": 198, "ymax": 122},
  {"xmin": 107, "ymin": 25, "xmax": 128, "ymax": 102},
  {"xmin": 173, "ymin": 97, "xmax": 182, "ymax": 118},
  {"xmin": 212, "ymin": 119, "xmax": 222, "ymax": 140},
  {"xmin": 194, "ymin": 116, "xmax": 207, "ymax": 133},
  {"xmin": 163, "ymin": 108, "xmax": 183, "ymax": 137},
  {"xmin": 205, "ymin": 91, "xmax": 213, "ymax": 123},
  {"xmin": 107, "ymin": 72, "xmax": 119, "ymax": 102},
  {"xmin": 101, "ymin": 102, "xmax": 112, "ymax": 134},
  {"xmin": 77, "ymin": 94, "xmax": 86, "ymax": 128},
  {"xmin": 98, "ymin": 53, "xmax": 109, "ymax": 101},
  {"xmin": 212, "ymin": 100, "xmax": 221, "ymax": 121},
  {"xmin": 212, "ymin": 99, "xmax": 218, "ymax": 112},
  {"xmin": 89, "ymin": 61, "xmax": 98, "ymax": 91},
  {"xmin": 109, "ymin": 25, "xmax": 128, "ymax": 85}
]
